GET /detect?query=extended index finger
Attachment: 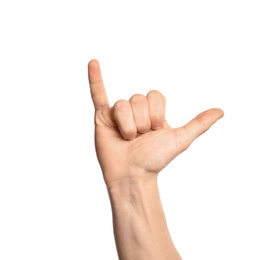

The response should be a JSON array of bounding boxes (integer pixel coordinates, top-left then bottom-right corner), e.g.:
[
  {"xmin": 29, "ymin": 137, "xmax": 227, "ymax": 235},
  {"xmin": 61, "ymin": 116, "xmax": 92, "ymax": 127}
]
[{"xmin": 88, "ymin": 59, "xmax": 110, "ymax": 110}]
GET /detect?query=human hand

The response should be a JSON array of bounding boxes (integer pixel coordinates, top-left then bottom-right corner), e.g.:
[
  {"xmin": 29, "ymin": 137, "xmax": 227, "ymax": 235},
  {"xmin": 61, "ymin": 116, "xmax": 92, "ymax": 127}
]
[{"xmin": 88, "ymin": 59, "xmax": 224, "ymax": 188}]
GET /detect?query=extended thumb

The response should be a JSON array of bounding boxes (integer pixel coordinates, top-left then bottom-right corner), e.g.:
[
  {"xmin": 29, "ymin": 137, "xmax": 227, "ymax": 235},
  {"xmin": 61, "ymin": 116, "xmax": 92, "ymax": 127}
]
[{"xmin": 173, "ymin": 108, "xmax": 224, "ymax": 154}]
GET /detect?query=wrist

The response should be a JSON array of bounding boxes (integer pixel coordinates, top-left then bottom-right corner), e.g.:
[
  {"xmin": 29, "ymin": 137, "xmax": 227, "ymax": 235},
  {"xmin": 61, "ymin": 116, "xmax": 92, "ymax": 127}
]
[
  {"xmin": 104, "ymin": 168, "xmax": 158, "ymax": 190},
  {"xmin": 106, "ymin": 174, "xmax": 159, "ymax": 204}
]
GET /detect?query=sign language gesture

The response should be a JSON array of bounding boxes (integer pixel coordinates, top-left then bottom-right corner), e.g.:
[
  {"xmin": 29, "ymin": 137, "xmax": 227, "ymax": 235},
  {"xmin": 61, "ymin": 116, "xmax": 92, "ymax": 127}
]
[
  {"xmin": 88, "ymin": 59, "xmax": 224, "ymax": 187},
  {"xmin": 88, "ymin": 59, "xmax": 224, "ymax": 259}
]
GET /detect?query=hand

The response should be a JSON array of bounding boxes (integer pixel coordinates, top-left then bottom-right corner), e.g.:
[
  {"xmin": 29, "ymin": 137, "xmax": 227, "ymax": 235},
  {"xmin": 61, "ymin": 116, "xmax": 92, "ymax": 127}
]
[{"xmin": 88, "ymin": 59, "xmax": 224, "ymax": 187}]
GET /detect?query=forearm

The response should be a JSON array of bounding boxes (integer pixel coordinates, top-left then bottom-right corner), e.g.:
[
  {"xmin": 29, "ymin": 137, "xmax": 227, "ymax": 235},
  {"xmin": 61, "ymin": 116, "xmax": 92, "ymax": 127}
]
[{"xmin": 107, "ymin": 174, "xmax": 182, "ymax": 260}]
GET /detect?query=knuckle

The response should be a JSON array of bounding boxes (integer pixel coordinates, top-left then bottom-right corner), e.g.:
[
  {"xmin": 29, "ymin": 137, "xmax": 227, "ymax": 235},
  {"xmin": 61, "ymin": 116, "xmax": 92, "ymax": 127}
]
[
  {"xmin": 114, "ymin": 99, "xmax": 130, "ymax": 110},
  {"xmin": 129, "ymin": 94, "xmax": 146, "ymax": 104},
  {"xmin": 147, "ymin": 90, "xmax": 165, "ymax": 99}
]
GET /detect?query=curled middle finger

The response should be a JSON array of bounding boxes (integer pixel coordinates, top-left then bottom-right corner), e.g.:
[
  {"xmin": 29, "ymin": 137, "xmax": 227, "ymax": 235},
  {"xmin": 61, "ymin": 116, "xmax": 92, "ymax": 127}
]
[{"xmin": 129, "ymin": 94, "xmax": 151, "ymax": 134}]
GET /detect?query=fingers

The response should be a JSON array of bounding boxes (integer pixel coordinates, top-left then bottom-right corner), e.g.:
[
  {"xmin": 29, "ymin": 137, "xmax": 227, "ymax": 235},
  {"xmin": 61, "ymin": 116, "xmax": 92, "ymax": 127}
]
[
  {"xmin": 174, "ymin": 108, "xmax": 224, "ymax": 153},
  {"xmin": 112, "ymin": 91, "xmax": 166, "ymax": 140},
  {"xmin": 113, "ymin": 100, "xmax": 137, "ymax": 140},
  {"xmin": 147, "ymin": 90, "xmax": 166, "ymax": 130},
  {"xmin": 129, "ymin": 94, "xmax": 151, "ymax": 134},
  {"xmin": 88, "ymin": 59, "xmax": 110, "ymax": 110}
]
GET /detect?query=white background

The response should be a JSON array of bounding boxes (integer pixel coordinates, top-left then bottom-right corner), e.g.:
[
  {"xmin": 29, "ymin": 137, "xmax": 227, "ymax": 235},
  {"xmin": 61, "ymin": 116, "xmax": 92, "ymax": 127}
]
[{"xmin": 0, "ymin": 0, "xmax": 276, "ymax": 259}]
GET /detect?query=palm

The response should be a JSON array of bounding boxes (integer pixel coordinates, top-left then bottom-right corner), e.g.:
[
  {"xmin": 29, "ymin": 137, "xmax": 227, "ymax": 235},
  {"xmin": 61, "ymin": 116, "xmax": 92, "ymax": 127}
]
[{"xmin": 95, "ymin": 116, "xmax": 178, "ymax": 184}]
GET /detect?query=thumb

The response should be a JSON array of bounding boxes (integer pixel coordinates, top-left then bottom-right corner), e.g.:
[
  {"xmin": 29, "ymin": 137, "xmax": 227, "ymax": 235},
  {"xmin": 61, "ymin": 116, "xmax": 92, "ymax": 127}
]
[{"xmin": 173, "ymin": 108, "xmax": 224, "ymax": 154}]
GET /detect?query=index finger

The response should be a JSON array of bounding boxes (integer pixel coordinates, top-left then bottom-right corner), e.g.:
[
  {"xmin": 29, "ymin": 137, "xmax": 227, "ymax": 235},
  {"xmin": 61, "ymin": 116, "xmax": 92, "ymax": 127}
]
[{"xmin": 88, "ymin": 59, "xmax": 110, "ymax": 110}]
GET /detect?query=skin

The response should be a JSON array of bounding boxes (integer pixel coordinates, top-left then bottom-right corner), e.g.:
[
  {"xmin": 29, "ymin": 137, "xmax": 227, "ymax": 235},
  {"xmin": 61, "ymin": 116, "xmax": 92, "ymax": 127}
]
[{"xmin": 88, "ymin": 59, "xmax": 224, "ymax": 259}]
